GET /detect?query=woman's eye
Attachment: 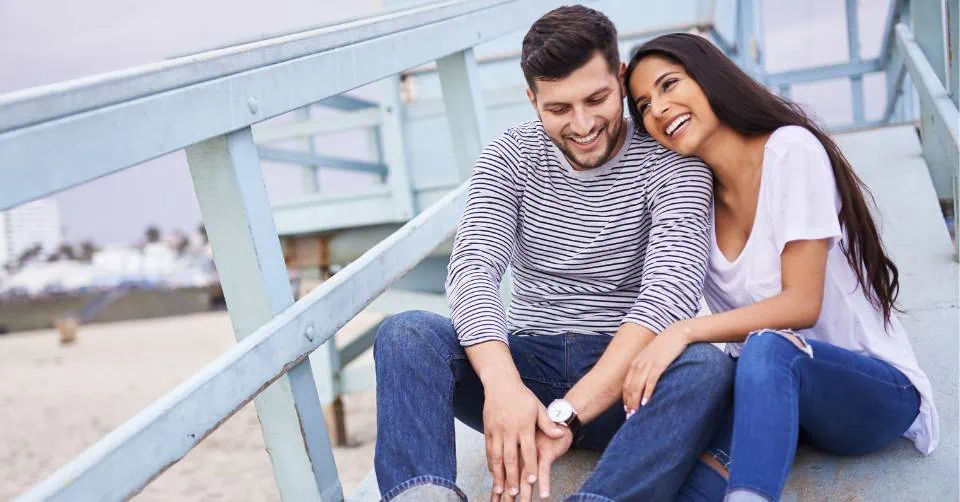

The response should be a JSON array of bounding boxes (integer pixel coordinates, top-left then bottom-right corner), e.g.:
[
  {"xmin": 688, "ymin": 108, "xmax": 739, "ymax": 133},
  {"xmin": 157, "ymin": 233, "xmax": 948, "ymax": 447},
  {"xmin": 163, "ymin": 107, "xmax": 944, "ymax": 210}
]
[
  {"xmin": 638, "ymin": 102, "xmax": 650, "ymax": 114},
  {"xmin": 662, "ymin": 78, "xmax": 678, "ymax": 91}
]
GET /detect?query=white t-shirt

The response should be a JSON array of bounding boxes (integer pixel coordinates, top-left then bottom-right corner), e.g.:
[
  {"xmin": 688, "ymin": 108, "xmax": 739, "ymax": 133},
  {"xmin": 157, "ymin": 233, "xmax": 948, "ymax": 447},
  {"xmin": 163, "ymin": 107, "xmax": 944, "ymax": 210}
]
[{"xmin": 702, "ymin": 126, "xmax": 939, "ymax": 455}]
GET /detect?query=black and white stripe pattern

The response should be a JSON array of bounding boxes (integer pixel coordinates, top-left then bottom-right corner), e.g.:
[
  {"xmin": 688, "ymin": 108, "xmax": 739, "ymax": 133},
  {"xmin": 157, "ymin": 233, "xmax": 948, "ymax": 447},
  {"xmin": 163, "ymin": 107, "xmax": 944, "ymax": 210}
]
[{"xmin": 446, "ymin": 120, "xmax": 712, "ymax": 347}]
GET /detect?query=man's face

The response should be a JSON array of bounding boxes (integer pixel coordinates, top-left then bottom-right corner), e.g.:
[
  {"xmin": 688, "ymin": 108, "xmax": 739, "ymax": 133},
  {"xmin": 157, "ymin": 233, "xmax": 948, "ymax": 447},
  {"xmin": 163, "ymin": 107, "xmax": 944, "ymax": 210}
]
[{"xmin": 528, "ymin": 52, "xmax": 627, "ymax": 171}]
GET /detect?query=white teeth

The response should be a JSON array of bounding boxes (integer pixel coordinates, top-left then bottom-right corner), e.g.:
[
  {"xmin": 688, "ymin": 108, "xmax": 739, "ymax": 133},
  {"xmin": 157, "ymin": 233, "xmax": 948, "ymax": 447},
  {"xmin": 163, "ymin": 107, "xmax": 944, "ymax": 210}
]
[
  {"xmin": 666, "ymin": 114, "xmax": 691, "ymax": 137},
  {"xmin": 571, "ymin": 130, "xmax": 600, "ymax": 144}
]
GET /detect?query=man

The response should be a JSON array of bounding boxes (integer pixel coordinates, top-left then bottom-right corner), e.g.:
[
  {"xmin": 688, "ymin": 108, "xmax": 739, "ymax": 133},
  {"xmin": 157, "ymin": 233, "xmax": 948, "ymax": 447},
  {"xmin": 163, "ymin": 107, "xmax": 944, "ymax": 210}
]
[{"xmin": 374, "ymin": 5, "xmax": 733, "ymax": 501}]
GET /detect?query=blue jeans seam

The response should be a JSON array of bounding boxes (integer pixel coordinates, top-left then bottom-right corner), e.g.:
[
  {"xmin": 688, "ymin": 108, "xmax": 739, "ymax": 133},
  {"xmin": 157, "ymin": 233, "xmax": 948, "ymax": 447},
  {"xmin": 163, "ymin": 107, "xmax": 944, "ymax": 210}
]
[
  {"xmin": 380, "ymin": 474, "xmax": 467, "ymax": 501},
  {"xmin": 726, "ymin": 483, "xmax": 777, "ymax": 501},
  {"xmin": 802, "ymin": 356, "xmax": 917, "ymax": 390},
  {"xmin": 565, "ymin": 492, "xmax": 616, "ymax": 502}
]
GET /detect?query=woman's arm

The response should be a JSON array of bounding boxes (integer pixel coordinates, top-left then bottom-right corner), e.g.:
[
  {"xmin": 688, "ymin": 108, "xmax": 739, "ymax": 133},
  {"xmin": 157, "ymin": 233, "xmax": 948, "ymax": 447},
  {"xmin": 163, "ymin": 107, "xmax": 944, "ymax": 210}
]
[
  {"xmin": 681, "ymin": 238, "xmax": 831, "ymax": 344},
  {"xmin": 622, "ymin": 238, "xmax": 831, "ymax": 412}
]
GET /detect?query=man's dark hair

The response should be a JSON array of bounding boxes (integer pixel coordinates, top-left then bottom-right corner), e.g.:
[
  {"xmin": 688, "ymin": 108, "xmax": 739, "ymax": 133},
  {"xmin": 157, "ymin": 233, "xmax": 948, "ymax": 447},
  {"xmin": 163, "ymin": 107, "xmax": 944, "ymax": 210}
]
[{"xmin": 520, "ymin": 5, "xmax": 620, "ymax": 92}]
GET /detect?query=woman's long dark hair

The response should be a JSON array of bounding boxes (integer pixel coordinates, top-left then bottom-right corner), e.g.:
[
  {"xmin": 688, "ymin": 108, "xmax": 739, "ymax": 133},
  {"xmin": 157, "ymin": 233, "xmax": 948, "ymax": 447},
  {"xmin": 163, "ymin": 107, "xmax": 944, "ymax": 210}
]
[{"xmin": 625, "ymin": 33, "xmax": 900, "ymax": 323}]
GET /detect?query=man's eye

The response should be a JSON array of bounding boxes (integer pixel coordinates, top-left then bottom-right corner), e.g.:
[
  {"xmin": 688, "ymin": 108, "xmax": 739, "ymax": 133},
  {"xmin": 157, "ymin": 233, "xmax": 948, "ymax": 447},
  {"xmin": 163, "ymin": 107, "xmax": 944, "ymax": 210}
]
[
  {"xmin": 549, "ymin": 107, "xmax": 567, "ymax": 114},
  {"xmin": 588, "ymin": 95, "xmax": 608, "ymax": 105}
]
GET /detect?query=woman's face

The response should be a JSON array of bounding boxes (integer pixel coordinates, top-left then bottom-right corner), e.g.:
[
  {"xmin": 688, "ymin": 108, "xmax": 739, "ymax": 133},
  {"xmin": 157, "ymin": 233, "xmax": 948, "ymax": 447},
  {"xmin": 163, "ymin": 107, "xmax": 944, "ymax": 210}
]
[{"xmin": 627, "ymin": 55, "xmax": 719, "ymax": 156}]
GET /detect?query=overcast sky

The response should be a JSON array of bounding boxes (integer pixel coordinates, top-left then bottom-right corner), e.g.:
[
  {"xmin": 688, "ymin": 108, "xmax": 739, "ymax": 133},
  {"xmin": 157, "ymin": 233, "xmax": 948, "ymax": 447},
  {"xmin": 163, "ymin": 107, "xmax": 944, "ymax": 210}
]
[{"xmin": 0, "ymin": 0, "xmax": 892, "ymax": 245}]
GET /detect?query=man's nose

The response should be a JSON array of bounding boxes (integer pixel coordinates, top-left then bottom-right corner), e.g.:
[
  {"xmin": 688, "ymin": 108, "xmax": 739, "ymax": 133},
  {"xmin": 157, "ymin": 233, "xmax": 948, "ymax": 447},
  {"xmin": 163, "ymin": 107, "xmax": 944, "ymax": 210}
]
[{"xmin": 570, "ymin": 106, "xmax": 595, "ymax": 135}]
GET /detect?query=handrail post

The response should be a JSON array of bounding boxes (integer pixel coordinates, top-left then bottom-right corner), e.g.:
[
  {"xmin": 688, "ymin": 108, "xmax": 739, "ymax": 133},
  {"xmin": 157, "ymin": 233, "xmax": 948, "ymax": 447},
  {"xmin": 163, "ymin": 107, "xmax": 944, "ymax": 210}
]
[
  {"xmin": 438, "ymin": 48, "xmax": 489, "ymax": 181},
  {"xmin": 297, "ymin": 107, "xmax": 321, "ymax": 193},
  {"xmin": 846, "ymin": 0, "xmax": 865, "ymax": 123},
  {"xmin": 186, "ymin": 128, "xmax": 342, "ymax": 501},
  {"xmin": 381, "ymin": 76, "xmax": 417, "ymax": 218}
]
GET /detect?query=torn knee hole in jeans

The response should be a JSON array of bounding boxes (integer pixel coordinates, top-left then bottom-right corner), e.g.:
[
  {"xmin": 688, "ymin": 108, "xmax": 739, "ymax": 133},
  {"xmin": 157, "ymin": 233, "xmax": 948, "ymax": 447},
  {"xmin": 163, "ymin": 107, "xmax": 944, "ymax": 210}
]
[
  {"xmin": 747, "ymin": 329, "xmax": 814, "ymax": 358},
  {"xmin": 701, "ymin": 451, "xmax": 730, "ymax": 479}
]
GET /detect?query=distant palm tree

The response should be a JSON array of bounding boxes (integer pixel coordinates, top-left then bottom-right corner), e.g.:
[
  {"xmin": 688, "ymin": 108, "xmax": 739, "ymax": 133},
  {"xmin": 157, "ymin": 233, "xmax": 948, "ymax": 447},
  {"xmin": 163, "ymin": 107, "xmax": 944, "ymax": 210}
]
[
  {"xmin": 56, "ymin": 244, "xmax": 77, "ymax": 261},
  {"xmin": 79, "ymin": 241, "xmax": 98, "ymax": 261},
  {"xmin": 145, "ymin": 226, "xmax": 161, "ymax": 244}
]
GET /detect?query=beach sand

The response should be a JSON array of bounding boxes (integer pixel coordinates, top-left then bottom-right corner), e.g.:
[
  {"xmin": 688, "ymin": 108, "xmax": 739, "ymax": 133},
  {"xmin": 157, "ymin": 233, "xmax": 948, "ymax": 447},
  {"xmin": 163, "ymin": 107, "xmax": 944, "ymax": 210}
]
[{"xmin": 0, "ymin": 311, "xmax": 381, "ymax": 501}]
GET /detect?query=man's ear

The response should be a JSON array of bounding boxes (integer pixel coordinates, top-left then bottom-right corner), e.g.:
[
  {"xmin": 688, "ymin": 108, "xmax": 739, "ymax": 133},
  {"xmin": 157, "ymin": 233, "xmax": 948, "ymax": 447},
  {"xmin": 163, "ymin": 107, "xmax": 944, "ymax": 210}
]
[
  {"xmin": 618, "ymin": 62, "xmax": 627, "ymax": 96},
  {"xmin": 526, "ymin": 86, "xmax": 538, "ymax": 111}
]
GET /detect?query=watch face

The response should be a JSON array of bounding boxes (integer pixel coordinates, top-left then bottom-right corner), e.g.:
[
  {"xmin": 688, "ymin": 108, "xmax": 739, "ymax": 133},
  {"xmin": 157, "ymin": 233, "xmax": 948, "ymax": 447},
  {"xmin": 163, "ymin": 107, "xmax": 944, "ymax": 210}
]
[{"xmin": 547, "ymin": 400, "xmax": 574, "ymax": 423}]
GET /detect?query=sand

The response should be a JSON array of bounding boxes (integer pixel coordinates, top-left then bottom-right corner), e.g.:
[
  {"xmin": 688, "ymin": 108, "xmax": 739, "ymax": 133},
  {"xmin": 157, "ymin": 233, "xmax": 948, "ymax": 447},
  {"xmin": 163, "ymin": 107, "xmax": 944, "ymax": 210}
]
[{"xmin": 0, "ymin": 311, "xmax": 381, "ymax": 501}]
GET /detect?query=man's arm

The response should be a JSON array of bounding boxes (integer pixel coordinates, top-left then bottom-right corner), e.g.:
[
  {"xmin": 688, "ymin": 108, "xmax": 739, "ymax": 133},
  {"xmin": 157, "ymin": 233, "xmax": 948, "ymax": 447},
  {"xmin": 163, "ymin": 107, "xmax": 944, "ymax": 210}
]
[
  {"xmin": 563, "ymin": 153, "xmax": 713, "ymax": 422},
  {"xmin": 446, "ymin": 136, "xmax": 521, "ymax": 348},
  {"xmin": 447, "ymin": 135, "xmax": 564, "ymax": 499}
]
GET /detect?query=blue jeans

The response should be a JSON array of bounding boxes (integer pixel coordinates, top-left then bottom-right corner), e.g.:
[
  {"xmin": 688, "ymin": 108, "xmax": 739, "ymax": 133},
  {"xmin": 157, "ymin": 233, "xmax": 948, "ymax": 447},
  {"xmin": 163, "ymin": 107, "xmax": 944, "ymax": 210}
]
[
  {"xmin": 373, "ymin": 310, "xmax": 734, "ymax": 502},
  {"xmin": 676, "ymin": 330, "xmax": 922, "ymax": 502}
]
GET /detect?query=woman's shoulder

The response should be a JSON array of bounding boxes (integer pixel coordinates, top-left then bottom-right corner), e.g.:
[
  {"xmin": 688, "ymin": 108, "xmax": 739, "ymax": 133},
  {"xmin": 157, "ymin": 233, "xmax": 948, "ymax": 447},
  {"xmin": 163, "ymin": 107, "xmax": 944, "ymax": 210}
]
[{"xmin": 765, "ymin": 125, "xmax": 826, "ymax": 155}]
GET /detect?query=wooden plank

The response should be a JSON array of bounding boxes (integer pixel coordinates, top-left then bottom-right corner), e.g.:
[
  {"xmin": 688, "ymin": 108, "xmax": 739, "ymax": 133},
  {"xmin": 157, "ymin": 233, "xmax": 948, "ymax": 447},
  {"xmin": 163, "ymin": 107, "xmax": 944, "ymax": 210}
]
[
  {"xmin": 437, "ymin": 48, "xmax": 489, "ymax": 181},
  {"xmin": 185, "ymin": 128, "xmax": 340, "ymax": 501}
]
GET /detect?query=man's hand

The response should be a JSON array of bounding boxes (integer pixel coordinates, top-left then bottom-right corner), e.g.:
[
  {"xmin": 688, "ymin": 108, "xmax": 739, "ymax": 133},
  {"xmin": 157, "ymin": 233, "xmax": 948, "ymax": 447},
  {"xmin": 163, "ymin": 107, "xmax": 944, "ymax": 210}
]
[
  {"xmin": 517, "ymin": 427, "xmax": 573, "ymax": 501},
  {"xmin": 484, "ymin": 379, "xmax": 565, "ymax": 501}
]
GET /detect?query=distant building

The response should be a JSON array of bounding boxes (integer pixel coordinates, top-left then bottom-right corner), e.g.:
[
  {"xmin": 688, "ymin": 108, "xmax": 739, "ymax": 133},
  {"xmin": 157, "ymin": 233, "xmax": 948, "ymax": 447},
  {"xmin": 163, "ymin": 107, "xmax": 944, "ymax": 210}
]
[{"xmin": 0, "ymin": 199, "xmax": 63, "ymax": 267}]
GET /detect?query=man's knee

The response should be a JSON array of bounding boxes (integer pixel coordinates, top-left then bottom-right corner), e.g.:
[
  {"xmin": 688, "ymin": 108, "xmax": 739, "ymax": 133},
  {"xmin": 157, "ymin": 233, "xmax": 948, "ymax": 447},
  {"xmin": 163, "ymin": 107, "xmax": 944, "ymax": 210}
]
[
  {"xmin": 374, "ymin": 310, "xmax": 454, "ymax": 363},
  {"xmin": 676, "ymin": 343, "xmax": 735, "ymax": 389}
]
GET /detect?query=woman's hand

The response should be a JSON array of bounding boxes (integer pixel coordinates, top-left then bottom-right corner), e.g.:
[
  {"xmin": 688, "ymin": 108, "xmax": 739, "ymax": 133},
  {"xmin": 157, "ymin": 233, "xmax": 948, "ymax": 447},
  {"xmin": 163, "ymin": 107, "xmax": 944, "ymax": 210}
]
[{"xmin": 622, "ymin": 321, "xmax": 694, "ymax": 415}]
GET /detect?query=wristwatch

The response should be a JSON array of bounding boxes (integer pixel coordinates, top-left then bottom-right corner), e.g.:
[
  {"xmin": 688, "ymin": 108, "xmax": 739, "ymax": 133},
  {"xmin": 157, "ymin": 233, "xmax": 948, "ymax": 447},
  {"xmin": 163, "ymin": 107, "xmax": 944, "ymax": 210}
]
[{"xmin": 546, "ymin": 399, "xmax": 582, "ymax": 433}]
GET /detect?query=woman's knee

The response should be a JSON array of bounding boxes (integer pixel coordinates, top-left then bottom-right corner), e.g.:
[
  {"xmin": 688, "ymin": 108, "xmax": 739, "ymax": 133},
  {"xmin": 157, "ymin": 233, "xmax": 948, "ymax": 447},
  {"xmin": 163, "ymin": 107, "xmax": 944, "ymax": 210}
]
[{"xmin": 736, "ymin": 330, "xmax": 810, "ymax": 383}]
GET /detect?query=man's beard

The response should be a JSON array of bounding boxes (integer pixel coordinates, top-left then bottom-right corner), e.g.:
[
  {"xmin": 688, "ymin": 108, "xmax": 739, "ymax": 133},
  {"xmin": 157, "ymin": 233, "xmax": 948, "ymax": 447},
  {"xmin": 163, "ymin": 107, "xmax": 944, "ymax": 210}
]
[{"xmin": 544, "ymin": 104, "xmax": 625, "ymax": 171}]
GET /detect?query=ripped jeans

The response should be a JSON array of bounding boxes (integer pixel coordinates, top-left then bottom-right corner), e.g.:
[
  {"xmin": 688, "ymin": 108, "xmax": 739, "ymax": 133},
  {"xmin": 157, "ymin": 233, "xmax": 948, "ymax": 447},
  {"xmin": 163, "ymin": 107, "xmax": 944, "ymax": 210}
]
[{"xmin": 676, "ymin": 330, "xmax": 921, "ymax": 502}]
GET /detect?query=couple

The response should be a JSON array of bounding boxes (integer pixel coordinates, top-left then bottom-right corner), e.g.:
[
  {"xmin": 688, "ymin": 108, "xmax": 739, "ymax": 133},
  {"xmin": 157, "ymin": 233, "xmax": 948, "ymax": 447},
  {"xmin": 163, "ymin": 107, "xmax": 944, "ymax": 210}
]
[{"xmin": 373, "ymin": 5, "xmax": 939, "ymax": 502}]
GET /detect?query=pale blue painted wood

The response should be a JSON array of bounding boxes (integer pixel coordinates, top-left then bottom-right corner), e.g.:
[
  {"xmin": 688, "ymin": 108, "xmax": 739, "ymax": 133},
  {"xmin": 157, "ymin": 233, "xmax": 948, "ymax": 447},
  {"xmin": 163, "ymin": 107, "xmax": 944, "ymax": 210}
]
[
  {"xmin": 379, "ymin": 76, "xmax": 417, "ymax": 219},
  {"xmin": 896, "ymin": 23, "xmax": 960, "ymax": 206},
  {"xmin": 259, "ymin": 146, "xmax": 388, "ymax": 176},
  {"xmin": 296, "ymin": 107, "xmax": 321, "ymax": 193},
  {"xmin": 765, "ymin": 59, "xmax": 884, "ymax": 87},
  {"xmin": 846, "ymin": 0, "xmax": 865, "ymax": 123},
  {"xmin": 947, "ymin": 0, "xmax": 958, "ymax": 108},
  {"xmin": 437, "ymin": 48, "xmax": 490, "ymax": 181},
  {"xmin": 0, "ymin": 0, "xmax": 570, "ymax": 212},
  {"xmin": 185, "ymin": 128, "xmax": 340, "ymax": 501}
]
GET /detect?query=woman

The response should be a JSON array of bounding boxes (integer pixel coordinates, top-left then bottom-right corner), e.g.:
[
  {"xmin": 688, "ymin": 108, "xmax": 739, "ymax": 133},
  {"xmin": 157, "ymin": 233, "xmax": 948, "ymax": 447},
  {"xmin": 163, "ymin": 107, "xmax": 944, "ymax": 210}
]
[{"xmin": 620, "ymin": 33, "xmax": 939, "ymax": 501}]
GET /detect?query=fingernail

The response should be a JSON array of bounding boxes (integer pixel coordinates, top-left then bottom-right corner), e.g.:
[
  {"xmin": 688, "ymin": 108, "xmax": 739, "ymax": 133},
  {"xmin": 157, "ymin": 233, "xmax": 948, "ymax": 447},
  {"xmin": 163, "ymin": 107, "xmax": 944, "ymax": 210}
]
[
  {"xmin": 541, "ymin": 492, "xmax": 550, "ymax": 499},
  {"xmin": 510, "ymin": 487, "xmax": 519, "ymax": 496},
  {"xmin": 528, "ymin": 474, "xmax": 537, "ymax": 484},
  {"xmin": 623, "ymin": 405, "xmax": 628, "ymax": 412},
  {"xmin": 553, "ymin": 428, "xmax": 562, "ymax": 435},
  {"xmin": 494, "ymin": 485, "xmax": 503, "ymax": 494},
  {"xmin": 641, "ymin": 397, "xmax": 649, "ymax": 407}
]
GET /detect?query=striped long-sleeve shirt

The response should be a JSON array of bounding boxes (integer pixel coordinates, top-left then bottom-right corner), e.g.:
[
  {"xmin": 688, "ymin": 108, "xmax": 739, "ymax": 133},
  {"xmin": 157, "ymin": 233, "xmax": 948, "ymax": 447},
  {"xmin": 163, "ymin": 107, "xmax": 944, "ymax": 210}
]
[{"xmin": 446, "ymin": 119, "xmax": 712, "ymax": 347}]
